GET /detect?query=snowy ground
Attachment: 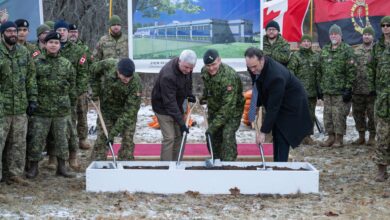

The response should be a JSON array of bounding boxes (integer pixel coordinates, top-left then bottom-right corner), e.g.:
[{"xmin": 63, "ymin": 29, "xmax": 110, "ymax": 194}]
[{"xmin": 1, "ymin": 103, "xmax": 389, "ymax": 219}]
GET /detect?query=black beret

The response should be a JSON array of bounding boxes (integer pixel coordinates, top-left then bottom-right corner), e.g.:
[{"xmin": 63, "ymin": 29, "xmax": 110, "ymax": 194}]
[
  {"xmin": 266, "ymin": 20, "xmax": 280, "ymax": 32},
  {"xmin": 117, "ymin": 58, "xmax": 135, "ymax": 77},
  {"xmin": 68, "ymin": 23, "xmax": 77, "ymax": 31},
  {"xmin": 15, "ymin": 19, "xmax": 29, "ymax": 28},
  {"xmin": 44, "ymin": 31, "xmax": 61, "ymax": 42},
  {"xmin": 0, "ymin": 21, "xmax": 17, "ymax": 33},
  {"xmin": 203, "ymin": 49, "xmax": 219, "ymax": 65}
]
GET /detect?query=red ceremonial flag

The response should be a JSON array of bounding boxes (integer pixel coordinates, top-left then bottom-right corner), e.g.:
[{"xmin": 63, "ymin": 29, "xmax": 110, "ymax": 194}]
[
  {"xmin": 263, "ymin": 0, "xmax": 310, "ymax": 42},
  {"xmin": 314, "ymin": 0, "xmax": 390, "ymax": 46}
]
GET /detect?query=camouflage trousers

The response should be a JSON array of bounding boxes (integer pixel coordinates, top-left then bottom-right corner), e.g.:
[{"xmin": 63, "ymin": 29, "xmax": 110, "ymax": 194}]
[
  {"xmin": 1, "ymin": 114, "xmax": 27, "ymax": 178},
  {"xmin": 352, "ymin": 94, "xmax": 375, "ymax": 133},
  {"xmin": 27, "ymin": 115, "xmax": 70, "ymax": 161},
  {"xmin": 373, "ymin": 117, "xmax": 390, "ymax": 165},
  {"xmin": 308, "ymin": 97, "xmax": 317, "ymax": 134},
  {"xmin": 209, "ymin": 115, "xmax": 241, "ymax": 161},
  {"xmin": 323, "ymin": 95, "xmax": 350, "ymax": 135},
  {"xmin": 91, "ymin": 118, "xmax": 136, "ymax": 161},
  {"xmin": 76, "ymin": 93, "xmax": 89, "ymax": 141},
  {"xmin": 0, "ymin": 117, "xmax": 4, "ymax": 181}
]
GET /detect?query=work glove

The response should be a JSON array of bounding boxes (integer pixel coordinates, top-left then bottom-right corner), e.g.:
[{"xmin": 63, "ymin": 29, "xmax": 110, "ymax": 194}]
[
  {"xmin": 187, "ymin": 94, "xmax": 196, "ymax": 103},
  {"xmin": 26, "ymin": 101, "xmax": 38, "ymax": 116},
  {"xmin": 180, "ymin": 124, "xmax": 189, "ymax": 134},
  {"xmin": 317, "ymin": 93, "xmax": 324, "ymax": 101},
  {"xmin": 199, "ymin": 98, "xmax": 207, "ymax": 105},
  {"xmin": 369, "ymin": 91, "xmax": 377, "ymax": 97},
  {"xmin": 105, "ymin": 138, "xmax": 114, "ymax": 147},
  {"xmin": 342, "ymin": 89, "xmax": 352, "ymax": 103}
]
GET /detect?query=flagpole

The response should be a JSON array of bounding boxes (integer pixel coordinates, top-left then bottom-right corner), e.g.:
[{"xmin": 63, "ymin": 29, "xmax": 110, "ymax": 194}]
[
  {"xmin": 260, "ymin": 0, "xmax": 264, "ymax": 50},
  {"xmin": 109, "ymin": 0, "xmax": 113, "ymax": 18},
  {"xmin": 310, "ymin": 0, "xmax": 313, "ymax": 37}
]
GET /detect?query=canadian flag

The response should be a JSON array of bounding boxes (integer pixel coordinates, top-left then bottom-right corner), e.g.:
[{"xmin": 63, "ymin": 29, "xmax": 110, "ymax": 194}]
[{"xmin": 263, "ymin": 0, "xmax": 310, "ymax": 42}]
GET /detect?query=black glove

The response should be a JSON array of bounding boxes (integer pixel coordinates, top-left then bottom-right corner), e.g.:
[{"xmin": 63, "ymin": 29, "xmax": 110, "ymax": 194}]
[
  {"xmin": 317, "ymin": 93, "xmax": 324, "ymax": 101},
  {"xmin": 180, "ymin": 124, "xmax": 189, "ymax": 134},
  {"xmin": 26, "ymin": 101, "xmax": 38, "ymax": 116},
  {"xmin": 106, "ymin": 138, "xmax": 113, "ymax": 147},
  {"xmin": 369, "ymin": 91, "xmax": 377, "ymax": 97},
  {"xmin": 342, "ymin": 89, "xmax": 352, "ymax": 103},
  {"xmin": 199, "ymin": 98, "xmax": 207, "ymax": 105},
  {"xmin": 187, "ymin": 95, "xmax": 196, "ymax": 103}
]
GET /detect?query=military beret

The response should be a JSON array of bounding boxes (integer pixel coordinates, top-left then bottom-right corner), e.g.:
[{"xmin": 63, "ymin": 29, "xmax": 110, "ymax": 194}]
[
  {"xmin": 68, "ymin": 23, "xmax": 77, "ymax": 31},
  {"xmin": 36, "ymin": 24, "xmax": 50, "ymax": 37},
  {"xmin": 301, "ymin": 34, "xmax": 312, "ymax": 42},
  {"xmin": 15, "ymin": 19, "xmax": 29, "ymax": 28},
  {"xmin": 44, "ymin": 31, "xmax": 61, "ymax": 42},
  {"xmin": 117, "ymin": 58, "xmax": 135, "ymax": 77},
  {"xmin": 203, "ymin": 49, "xmax": 219, "ymax": 65},
  {"xmin": 54, "ymin": 20, "xmax": 69, "ymax": 31},
  {"xmin": 44, "ymin": 20, "xmax": 55, "ymax": 30},
  {"xmin": 109, "ymin": 15, "xmax": 122, "ymax": 26},
  {"xmin": 0, "ymin": 21, "xmax": 17, "ymax": 34},
  {"xmin": 329, "ymin": 24, "xmax": 342, "ymax": 36},
  {"xmin": 363, "ymin": 26, "xmax": 375, "ymax": 36},
  {"xmin": 381, "ymin": 16, "xmax": 390, "ymax": 25},
  {"xmin": 266, "ymin": 20, "xmax": 280, "ymax": 32}
]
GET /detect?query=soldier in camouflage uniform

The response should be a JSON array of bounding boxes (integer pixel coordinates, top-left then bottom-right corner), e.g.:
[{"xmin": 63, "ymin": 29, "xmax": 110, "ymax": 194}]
[
  {"xmin": 367, "ymin": 16, "xmax": 390, "ymax": 182},
  {"xmin": 93, "ymin": 15, "xmax": 128, "ymax": 61},
  {"xmin": 352, "ymin": 27, "xmax": 376, "ymax": 146},
  {"xmin": 26, "ymin": 31, "xmax": 76, "ymax": 179},
  {"xmin": 44, "ymin": 20, "xmax": 55, "ymax": 30},
  {"xmin": 318, "ymin": 24, "xmax": 356, "ymax": 148},
  {"xmin": 90, "ymin": 58, "xmax": 142, "ymax": 161},
  {"xmin": 288, "ymin": 34, "xmax": 320, "ymax": 145},
  {"xmin": 27, "ymin": 31, "xmax": 76, "ymax": 178},
  {"xmin": 263, "ymin": 20, "xmax": 291, "ymax": 66},
  {"xmin": 0, "ymin": 21, "xmax": 38, "ymax": 185},
  {"xmin": 68, "ymin": 23, "xmax": 92, "ymax": 150},
  {"xmin": 35, "ymin": 24, "xmax": 50, "ymax": 53},
  {"xmin": 200, "ymin": 49, "xmax": 245, "ymax": 161},
  {"xmin": 15, "ymin": 19, "xmax": 37, "ymax": 54}
]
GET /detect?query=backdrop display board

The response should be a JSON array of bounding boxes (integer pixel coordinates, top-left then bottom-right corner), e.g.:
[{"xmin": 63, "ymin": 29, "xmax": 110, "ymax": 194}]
[
  {"xmin": 0, "ymin": 0, "xmax": 43, "ymax": 42},
  {"xmin": 128, "ymin": 0, "xmax": 261, "ymax": 72}
]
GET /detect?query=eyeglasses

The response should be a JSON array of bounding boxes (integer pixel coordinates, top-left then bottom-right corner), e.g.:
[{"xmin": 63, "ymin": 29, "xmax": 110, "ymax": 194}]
[{"xmin": 381, "ymin": 24, "xmax": 390, "ymax": 28}]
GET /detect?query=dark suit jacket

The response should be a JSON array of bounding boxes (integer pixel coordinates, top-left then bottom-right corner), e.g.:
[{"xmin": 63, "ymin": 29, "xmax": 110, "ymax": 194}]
[{"xmin": 250, "ymin": 57, "xmax": 312, "ymax": 147}]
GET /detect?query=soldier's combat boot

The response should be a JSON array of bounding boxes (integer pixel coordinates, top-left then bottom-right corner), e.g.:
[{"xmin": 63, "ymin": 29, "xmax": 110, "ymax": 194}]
[
  {"xmin": 332, "ymin": 134, "xmax": 344, "ymax": 147},
  {"xmin": 46, "ymin": 155, "xmax": 57, "ymax": 170},
  {"xmin": 79, "ymin": 139, "xmax": 91, "ymax": 150},
  {"xmin": 26, "ymin": 161, "xmax": 39, "ymax": 179},
  {"xmin": 366, "ymin": 132, "xmax": 376, "ymax": 146},
  {"xmin": 7, "ymin": 176, "xmax": 30, "ymax": 186},
  {"xmin": 69, "ymin": 151, "xmax": 80, "ymax": 171},
  {"xmin": 302, "ymin": 136, "xmax": 316, "ymax": 145},
  {"xmin": 352, "ymin": 131, "xmax": 365, "ymax": 145},
  {"xmin": 320, "ymin": 133, "xmax": 335, "ymax": 147},
  {"xmin": 56, "ymin": 158, "xmax": 76, "ymax": 178},
  {"xmin": 375, "ymin": 164, "xmax": 389, "ymax": 182}
]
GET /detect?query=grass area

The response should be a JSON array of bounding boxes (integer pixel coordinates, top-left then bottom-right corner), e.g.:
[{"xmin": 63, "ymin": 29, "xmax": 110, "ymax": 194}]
[{"xmin": 133, "ymin": 38, "xmax": 260, "ymax": 59}]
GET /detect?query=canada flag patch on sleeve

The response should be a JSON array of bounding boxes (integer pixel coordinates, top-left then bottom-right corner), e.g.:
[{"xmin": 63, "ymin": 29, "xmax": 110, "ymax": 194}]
[
  {"xmin": 32, "ymin": 50, "xmax": 40, "ymax": 58},
  {"xmin": 79, "ymin": 54, "xmax": 87, "ymax": 65}
]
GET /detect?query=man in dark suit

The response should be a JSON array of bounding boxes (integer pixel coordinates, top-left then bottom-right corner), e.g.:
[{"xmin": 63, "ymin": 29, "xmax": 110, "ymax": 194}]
[{"xmin": 245, "ymin": 47, "xmax": 312, "ymax": 162}]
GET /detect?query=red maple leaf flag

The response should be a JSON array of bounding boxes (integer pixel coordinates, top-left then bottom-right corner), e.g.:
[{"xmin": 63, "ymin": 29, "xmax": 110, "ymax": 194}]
[{"xmin": 263, "ymin": 0, "xmax": 310, "ymax": 42}]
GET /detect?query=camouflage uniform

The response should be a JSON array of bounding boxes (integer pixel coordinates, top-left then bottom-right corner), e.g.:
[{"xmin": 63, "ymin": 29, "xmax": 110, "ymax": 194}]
[
  {"xmin": 27, "ymin": 52, "xmax": 76, "ymax": 161},
  {"xmin": 318, "ymin": 42, "xmax": 356, "ymax": 136},
  {"xmin": 288, "ymin": 47, "xmax": 319, "ymax": 133},
  {"xmin": 263, "ymin": 34, "xmax": 291, "ymax": 66},
  {"xmin": 20, "ymin": 41, "xmax": 38, "ymax": 55},
  {"xmin": 90, "ymin": 58, "xmax": 142, "ymax": 160},
  {"xmin": 367, "ymin": 36, "xmax": 390, "ymax": 166},
  {"xmin": 201, "ymin": 63, "xmax": 245, "ymax": 161},
  {"xmin": 93, "ymin": 33, "xmax": 128, "ymax": 61},
  {"xmin": 0, "ymin": 41, "xmax": 37, "ymax": 179},
  {"xmin": 352, "ymin": 44, "xmax": 375, "ymax": 134}
]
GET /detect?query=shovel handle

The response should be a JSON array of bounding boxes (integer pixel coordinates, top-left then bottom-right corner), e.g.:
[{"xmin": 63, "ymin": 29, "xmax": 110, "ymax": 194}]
[{"xmin": 258, "ymin": 143, "xmax": 266, "ymax": 170}]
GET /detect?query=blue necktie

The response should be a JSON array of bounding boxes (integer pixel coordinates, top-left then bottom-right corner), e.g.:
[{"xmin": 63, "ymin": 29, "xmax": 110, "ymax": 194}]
[{"xmin": 248, "ymin": 77, "xmax": 259, "ymax": 122}]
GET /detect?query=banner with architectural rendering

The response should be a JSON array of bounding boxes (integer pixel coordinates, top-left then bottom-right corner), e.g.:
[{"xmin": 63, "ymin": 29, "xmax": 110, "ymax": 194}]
[{"xmin": 128, "ymin": 0, "xmax": 261, "ymax": 72}]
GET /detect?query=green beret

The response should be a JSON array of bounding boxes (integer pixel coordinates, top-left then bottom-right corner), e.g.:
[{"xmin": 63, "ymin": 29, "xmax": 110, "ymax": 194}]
[
  {"xmin": 109, "ymin": 15, "xmax": 122, "ymax": 26},
  {"xmin": 44, "ymin": 20, "xmax": 55, "ymax": 30},
  {"xmin": 380, "ymin": 16, "xmax": 390, "ymax": 25},
  {"xmin": 329, "ymin": 24, "xmax": 342, "ymax": 36},
  {"xmin": 362, "ymin": 26, "xmax": 375, "ymax": 36},
  {"xmin": 301, "ymin": 34, "xmax": 312, "ymax": 42},
  {"xmin": 36, "ymin": 24, "xmax": 50, "ymax": 37}
]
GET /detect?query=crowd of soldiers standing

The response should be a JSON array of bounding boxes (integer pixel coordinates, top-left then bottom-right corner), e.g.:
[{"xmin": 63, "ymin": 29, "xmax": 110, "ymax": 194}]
[{"xmin": 0, "ymin": 13, "xmax": 388, "ymax": 186}]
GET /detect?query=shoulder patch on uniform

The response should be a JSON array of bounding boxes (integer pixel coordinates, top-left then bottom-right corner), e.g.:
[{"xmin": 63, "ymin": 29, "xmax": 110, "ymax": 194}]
[
  {"xmin": 32, "ymin": 50, "xmax": 40, "ymax": 58},
  {"xmin": 79, "ymin": 54, "xmax": 87, "ymax": 65},
  {"xmin": 227, "ymin": 85, "xmax": 233, "ymax": 91}
]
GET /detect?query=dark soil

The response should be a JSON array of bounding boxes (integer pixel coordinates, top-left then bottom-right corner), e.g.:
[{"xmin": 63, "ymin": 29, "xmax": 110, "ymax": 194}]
[
  {"xmin": 123, "ymin": 166, "xmax": 169, "ymax": 170},
  {"xmin": 185, "ymin": 165, "xmax": 309, "ymax": 171}
]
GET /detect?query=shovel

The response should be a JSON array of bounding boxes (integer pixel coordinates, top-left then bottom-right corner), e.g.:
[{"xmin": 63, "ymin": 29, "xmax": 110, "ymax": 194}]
[
  {"xmin": 88, "ymin": 97, "xmax": 117, "ymax": 168},
  {"xmin": 257, "ymin": 143, "xmax": 272, "ymax": 171},
  {"xmin": 176, "ymin": 98, "xmax": 198, "ymax": 166},
  {"xmin": 205, "ymin": 132, "xmax": 214, "ymax": 168}
]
